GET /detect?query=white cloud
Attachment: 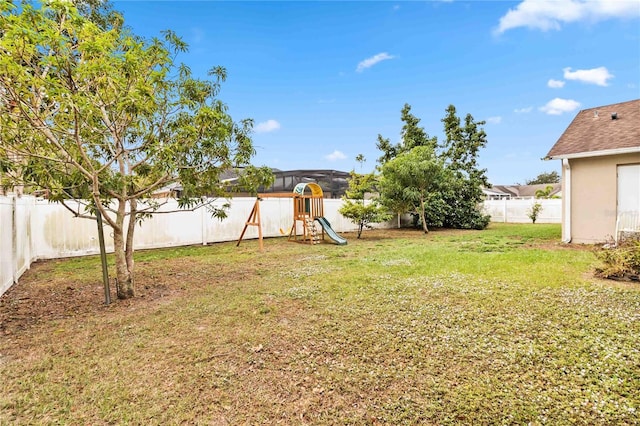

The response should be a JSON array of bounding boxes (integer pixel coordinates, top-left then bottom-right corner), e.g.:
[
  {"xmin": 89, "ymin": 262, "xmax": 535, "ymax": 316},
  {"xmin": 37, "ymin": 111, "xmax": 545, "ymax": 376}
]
[
  {"xmin": 495, "ymin": 0, "xmax": 640, "ymax": 34},
  {"xmin": 486, "ymin": 116, "xmax": 503, "ymax": 124},
  {"xmin": 539, "ymin": 98, "xmax": 581, "ymax": 115},
  {"xmin": 325, "ymin": 150, "xmax": 347, "ymax": 161},
  {"xmin": 254, "ymin": 119, "xmax": 281, "ymax": 133},
  {"xmin": 514, "ymin": 106, "xmax": 533, "ymax": 113},
  {"xmin": 547, "ymin": 79, "xmax": 565, "ymax": 88},
  {"xmin": 563, "ymin": 66, "xmax": 613, "ymax": 86},
  {"xmin": 356, "ymin": 52, "xmax": 395, "ymax": 73}
]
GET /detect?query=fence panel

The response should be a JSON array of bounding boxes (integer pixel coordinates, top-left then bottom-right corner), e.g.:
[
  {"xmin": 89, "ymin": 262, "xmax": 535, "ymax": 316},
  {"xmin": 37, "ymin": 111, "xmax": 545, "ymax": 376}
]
[
  {"xmin": 30, "ymin": 199, "xmax": 103, "ymax": 259},
  {"xmin": 483, "ymin": 199, "xmax": 561, "ymax": 223},
  {"xmin": 14, "ymin": 196, "xmax": 33, "ymax": 279},
  {"xmin": 2, "ymin": 195, "xmax": 564, "ymax": 298}
]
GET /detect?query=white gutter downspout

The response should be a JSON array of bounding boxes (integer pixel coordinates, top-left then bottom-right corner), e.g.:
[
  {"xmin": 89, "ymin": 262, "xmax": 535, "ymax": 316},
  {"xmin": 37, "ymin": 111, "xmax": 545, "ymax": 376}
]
[{"xmin": 562, "ymin": 159, "xmax": 572, "ymax": 243}]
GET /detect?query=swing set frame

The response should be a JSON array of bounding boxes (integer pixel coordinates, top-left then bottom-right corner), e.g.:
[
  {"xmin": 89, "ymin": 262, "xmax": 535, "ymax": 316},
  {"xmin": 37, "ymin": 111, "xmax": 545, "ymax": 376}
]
[{"xmin": 236, "ymin": 183, "xmax": 325, "ymax": 250}]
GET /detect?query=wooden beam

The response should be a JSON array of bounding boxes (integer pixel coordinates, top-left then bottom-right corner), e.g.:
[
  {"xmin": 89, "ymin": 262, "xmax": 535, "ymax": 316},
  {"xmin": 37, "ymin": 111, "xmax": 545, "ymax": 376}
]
[
  {"xmin": 237, "ymin": 199, "xmax": 263, "ymax": 250},
  {"xmin": 257, "ymin": 192, "xmax": 297, "ymax": 198}
]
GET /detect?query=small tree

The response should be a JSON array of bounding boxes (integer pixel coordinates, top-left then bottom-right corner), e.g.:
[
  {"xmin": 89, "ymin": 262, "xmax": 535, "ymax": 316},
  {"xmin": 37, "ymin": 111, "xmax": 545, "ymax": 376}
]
[
  {"xmin": 0, "ymin": 1, "xmax": 272, "ymax": 299},
  {"xmin": 527, "ymin": 202, "xmax": 543, "ymax": 224},
  {"xmin": 339, "ymin": 156, "xmax": 390, "ymax": 238}
]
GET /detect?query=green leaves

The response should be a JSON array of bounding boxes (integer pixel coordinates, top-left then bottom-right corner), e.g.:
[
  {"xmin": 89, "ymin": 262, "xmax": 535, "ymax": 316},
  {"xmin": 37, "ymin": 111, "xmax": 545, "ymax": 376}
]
[
  {"xmin": 1, "ymin": 0, "xmax": 268, "ymax": 296},
  {"xmin": 1, "ymin": 0, "xmax": 264, "ymax": 203},
  {"xmin": 339, "ymin": 161, "xmax": 390, "ymax": 238},
  {"xmin": 526, "ymin": 171, "xmax": 560, "ymax": 185},
  {"xmin": 376, "ymin": 104, "xmax": 437, "ymax": 165},
  {"xmin": 376, "ymin": 104, "xmax": 490, "ymax": 231},
  {"xmin": 380, "ymin": 146, "xmax": 444, "ymax": 232}
]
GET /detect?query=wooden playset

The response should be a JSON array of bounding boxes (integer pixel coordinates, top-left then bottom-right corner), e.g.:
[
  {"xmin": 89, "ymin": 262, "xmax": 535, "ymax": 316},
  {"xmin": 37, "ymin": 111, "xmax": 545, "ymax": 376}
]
[{"xmin": 237, "ymin": 182, "xmax": 347, "ymax": 250}]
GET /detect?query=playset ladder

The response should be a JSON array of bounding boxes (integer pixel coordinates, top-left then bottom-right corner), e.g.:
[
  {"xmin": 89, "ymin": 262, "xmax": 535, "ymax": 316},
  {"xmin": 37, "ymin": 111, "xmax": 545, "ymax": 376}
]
[{"xmin": 304, "ymin": 217, "xmax": 320, "ymax": 244}]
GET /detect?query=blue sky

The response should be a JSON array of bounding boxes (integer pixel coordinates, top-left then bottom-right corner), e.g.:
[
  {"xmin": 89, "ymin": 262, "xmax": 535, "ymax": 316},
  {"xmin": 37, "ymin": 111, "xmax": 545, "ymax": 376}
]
[{"xmin": 114, "ymin": 0, "xmax": 640, "ymax": 184}]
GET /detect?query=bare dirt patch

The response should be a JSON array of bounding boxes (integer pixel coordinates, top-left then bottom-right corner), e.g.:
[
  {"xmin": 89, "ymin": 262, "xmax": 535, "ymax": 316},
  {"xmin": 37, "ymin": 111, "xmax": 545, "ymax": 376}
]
[{"xmin": 0, "ymin": 255, "xmax": 234, "ymax": 340}]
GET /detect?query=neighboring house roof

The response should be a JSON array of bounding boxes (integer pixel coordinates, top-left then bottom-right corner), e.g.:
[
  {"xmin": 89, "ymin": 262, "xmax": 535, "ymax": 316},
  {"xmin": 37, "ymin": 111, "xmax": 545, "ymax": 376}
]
[
  {"xmin": 482, "ymin": 187, "xmax": 510, "ymax": 198},
  {"xmin": 546, "ymin": 99, "xmax": 640, "ymax": 159},
  {"xmin": 490, "ymin": 183, "xmax": 562, "ymax": 198}
]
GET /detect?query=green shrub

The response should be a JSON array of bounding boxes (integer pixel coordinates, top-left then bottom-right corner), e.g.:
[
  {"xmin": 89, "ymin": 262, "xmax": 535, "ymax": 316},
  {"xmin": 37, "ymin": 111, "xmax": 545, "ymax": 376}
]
[{"xmin": 526, "ymin": 202, "xmax": 543, "ymax": 224}]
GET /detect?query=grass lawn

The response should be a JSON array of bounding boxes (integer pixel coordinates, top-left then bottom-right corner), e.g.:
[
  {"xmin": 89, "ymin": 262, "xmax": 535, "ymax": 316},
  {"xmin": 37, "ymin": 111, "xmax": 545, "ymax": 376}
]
[{"xmin": 1, "ymin": 223, "xmax": 638, "ymax": 424}]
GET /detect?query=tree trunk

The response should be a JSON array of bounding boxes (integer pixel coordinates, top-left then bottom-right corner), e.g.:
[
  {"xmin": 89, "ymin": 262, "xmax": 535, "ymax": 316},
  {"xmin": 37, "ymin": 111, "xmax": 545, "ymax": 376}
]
[
  {"xmin": 357, "ymin": 222, "xmax": 363, "ymax": 239},
  {"xmin": 420, "ymin": 197, "xmax": 429, "ymax": 234},
  {"xmin": 114, "ymin": 199, "xmax": 134, "ymax": 299},
  {"xmin": 125, "ymin": 198, "xmax": 137, "ymax": 283}
]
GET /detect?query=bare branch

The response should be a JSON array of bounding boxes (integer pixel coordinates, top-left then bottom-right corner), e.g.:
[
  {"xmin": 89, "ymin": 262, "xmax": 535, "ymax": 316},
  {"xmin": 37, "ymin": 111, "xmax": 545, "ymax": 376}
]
[{"xmin": 58, "ymin": 199, "xmax": 96, "ymax": 220}]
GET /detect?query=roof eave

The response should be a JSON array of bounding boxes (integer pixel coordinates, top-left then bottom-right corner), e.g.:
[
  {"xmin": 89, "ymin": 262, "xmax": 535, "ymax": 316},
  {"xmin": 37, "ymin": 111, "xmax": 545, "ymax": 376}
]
[{"xmin": 546, "ymin": 146, "xmax": 640, "ymax": 160}]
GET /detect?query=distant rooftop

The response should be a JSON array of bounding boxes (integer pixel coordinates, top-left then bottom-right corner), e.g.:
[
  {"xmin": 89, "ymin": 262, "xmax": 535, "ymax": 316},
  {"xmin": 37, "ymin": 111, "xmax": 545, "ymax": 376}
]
[{"xmin": 486, "ymin": 183, "xmax": 562, "ymax": 199}]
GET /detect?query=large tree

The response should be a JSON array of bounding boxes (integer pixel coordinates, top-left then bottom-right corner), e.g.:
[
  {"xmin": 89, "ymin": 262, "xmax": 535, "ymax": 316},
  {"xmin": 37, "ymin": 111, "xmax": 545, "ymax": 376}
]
[
  {"xmin": 380, "ymin": 146, "xmax": 444, "ymax": 234},
  {"xmin": 439, "ymin": 105, "xmax": 490, "ymax": 229},
  {"xmin": 0, "ymin": 0, "xmax": 272, "ymax": 298},
  {"xmin": 377, "ymin": 104, "xmax": 490, "ymax": 230}
]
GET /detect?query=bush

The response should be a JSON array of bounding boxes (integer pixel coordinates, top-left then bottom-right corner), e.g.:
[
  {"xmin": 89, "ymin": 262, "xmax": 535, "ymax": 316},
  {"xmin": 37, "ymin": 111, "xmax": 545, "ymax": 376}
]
[
  {"xmin": 527, "ymin": 202, "xmax": 543, "ymax": 224},
  {"xmin": 594, "ymin": 237, "xmax": 640, "ymax": 280}
]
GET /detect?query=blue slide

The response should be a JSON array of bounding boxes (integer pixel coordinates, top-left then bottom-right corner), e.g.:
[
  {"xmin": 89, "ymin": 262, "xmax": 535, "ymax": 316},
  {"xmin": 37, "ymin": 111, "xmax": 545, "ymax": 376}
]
[{"xmin": 315, "ymin": 217, "xmax": 348, "ymax": 245}]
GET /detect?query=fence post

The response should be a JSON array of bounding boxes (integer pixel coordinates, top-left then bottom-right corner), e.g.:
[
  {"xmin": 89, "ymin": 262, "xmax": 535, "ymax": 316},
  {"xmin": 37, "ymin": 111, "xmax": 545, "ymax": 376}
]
[
  {"xmin": 11, "ymin": 195, "xmax": 17, "ymax": 283},
  {"xmin": 28, "ymin": 196, "xmax": 34, "ymax": 268},
  {"xmin": 201, "ymin": 204, "xmax": 207, "ymax": 245},
  {"xmin": 503, "ymin": 198, "xmax": 507, "ymax": 223}
]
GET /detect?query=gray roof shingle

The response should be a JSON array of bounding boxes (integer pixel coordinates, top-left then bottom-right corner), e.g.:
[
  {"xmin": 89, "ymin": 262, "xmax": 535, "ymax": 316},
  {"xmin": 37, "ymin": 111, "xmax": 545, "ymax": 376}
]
[{"xmin": 546, "ymin": 99, "xmax": 640, "ymax": 159}]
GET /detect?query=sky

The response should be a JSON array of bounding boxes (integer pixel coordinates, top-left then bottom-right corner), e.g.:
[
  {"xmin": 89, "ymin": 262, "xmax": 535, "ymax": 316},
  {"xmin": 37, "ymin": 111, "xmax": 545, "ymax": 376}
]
[{"xmin": 113, "ymin": 0, "xmax": 640, "ymax": 184}]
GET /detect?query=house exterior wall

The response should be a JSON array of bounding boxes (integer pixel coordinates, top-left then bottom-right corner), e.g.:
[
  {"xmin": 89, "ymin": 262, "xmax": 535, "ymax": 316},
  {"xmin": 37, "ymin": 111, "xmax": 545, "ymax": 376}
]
[{"xmin": 567, "ymin": 153, "xmax": 640, "ymax": 243}]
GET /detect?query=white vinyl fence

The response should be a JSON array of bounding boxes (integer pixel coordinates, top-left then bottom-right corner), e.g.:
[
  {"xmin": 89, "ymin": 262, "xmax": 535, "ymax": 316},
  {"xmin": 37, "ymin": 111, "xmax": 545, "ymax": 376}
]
[
  {"xmin": 0, "ymin": 195, "xmax": 368, "ymax": 297},
  {"xmin": 1, "ymin": 196, "xmax": 35, "ymax": 297},
  {"xmin": 483, "ymin": 198, "xmax": 562, "ymax": 224},
  {"xmin": 1, "ymin": 195, "xmax": 564, "ymax": 297}
]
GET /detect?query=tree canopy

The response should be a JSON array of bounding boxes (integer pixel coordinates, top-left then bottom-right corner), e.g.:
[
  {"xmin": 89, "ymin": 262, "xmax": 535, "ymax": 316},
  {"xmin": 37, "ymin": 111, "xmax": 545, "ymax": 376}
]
[
  {"xmin": 0, "ymin": 0, "xmax": 273, "ymax": 299},
  {"xmin": 339, "ymin": 156, "xmax": 390, "ymax": 238},
  {"xmin": 380, "ymin": 146, "xmax": 444, "ymax": 233},
  {"xmin": 535, "ymin": 185, "xmax": 559, "ymax": 199},
  {"xmin": 526, "ymin": 171, "xmax": 560, "ymax": 185},
  {"xmin": 438, "ymin": 105, "xmax": 490, "ymax": 229},
  {"xmin": 376, "ymin": 103, "xmax": 437, "ymax": 164},
  {"xmin": 377, "ymin": 104, "xmax": 490, "ymax": 231}
]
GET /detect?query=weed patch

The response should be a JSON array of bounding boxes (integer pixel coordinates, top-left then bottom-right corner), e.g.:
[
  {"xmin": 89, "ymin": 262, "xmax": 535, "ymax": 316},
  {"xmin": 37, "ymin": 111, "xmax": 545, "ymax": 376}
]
[{"xmin": 594, "ymin": 238, "xmax": 640, "ymax": 281}]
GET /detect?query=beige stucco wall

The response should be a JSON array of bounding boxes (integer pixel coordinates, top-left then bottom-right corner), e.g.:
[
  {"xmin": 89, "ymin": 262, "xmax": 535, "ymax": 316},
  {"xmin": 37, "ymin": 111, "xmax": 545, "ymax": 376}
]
[{"xmin": 566, "ymin": 153, "xmax": 640, "ymax": 244}]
